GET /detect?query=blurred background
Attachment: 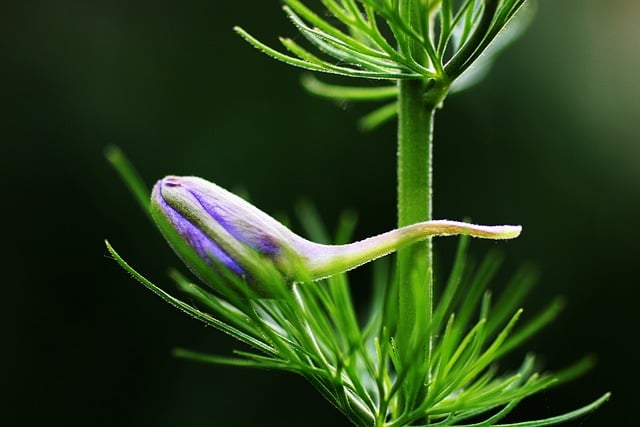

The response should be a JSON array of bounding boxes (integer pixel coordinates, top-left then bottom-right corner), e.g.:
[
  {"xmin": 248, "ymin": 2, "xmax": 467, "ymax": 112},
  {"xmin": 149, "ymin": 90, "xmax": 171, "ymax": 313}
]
[{"xmin": 3, "ymin": 0, "xmax": 638, "ymax": 426}]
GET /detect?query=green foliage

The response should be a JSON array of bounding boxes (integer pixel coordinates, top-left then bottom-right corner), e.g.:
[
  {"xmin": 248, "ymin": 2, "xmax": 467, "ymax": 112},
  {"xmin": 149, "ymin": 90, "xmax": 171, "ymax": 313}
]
[
  {"xmin": 237, "ymin": 0, "xmax": 532, "ymax": 129},
  {"xmin": 237, "ymin": 0, "xmax": 527, "ymax": 81}
]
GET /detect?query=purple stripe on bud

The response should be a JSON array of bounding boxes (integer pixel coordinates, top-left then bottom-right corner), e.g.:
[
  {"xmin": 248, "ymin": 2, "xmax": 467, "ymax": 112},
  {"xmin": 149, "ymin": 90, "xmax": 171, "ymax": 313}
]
[
  {"xmin": 153, "ymin": 190, "xmax": 244, "ymax": 275},
  {"xmin": 187, "ymin": 188, "xmax": 281, "ymax": 256}
]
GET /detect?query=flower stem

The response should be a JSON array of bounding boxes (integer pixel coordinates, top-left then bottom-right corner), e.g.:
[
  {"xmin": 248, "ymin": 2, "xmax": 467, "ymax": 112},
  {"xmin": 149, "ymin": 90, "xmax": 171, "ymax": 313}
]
[
  {"xmin": 395, "ymin": 78, "xmax": 447, "ymax": 378},
  {"xmin": 396, "ymin": 78, "xmax": 433, "ymax": 365}
]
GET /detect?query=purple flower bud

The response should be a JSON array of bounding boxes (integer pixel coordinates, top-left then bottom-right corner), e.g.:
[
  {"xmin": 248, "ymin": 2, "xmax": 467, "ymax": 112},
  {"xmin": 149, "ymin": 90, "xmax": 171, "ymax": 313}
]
[
  {"xmin": 151, "ymin": 175, "xmax": 522, "ymax": 296},
  {"xmin": 151, "ymin": 176, "xmax": 303, "ymax": 294}
]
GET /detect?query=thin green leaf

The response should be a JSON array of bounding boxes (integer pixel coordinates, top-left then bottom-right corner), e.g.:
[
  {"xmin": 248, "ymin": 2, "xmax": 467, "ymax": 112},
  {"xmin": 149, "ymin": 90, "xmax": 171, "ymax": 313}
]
[
  {"xmin": 455, "ymin": 252, "xmax": 503, "ymax": 338},
  {"xmin": 444, "ymin": 0, "xmax": 499, "ymax": 78},
  {"xmin": 235, "ymin": 26, "xmax": 330, "ymax": 73},
  {"xmin": 486, "ymin": 265, "xmax": 539, "ymax": 336},
  {"xmin": 358, "ymin": 101, "xmax": 398, "ymax": 131},
  {"xmin": 492, "ymin": 393, "xmax": 610, "ymax": 427},
  {"xmin": 495, "ymin": 299, "xmax": 565, "ymax": 359},
  {"xmin": 301, "ymin": 74, "xmax": 398, "ymax": 101},
  {"xmin": 432, "ymin": 234, "xmax": 470, "ymax": 333},
  {"xmin": 280, "ymin": 36, "xmax": 415, "ymax": 78},
  {"xmin": 105, "ymin": 145, "xmax": 150, "ymax": 216},
  {"xmin": 105, "ymin": 240, "xmax": 274, "ymax": 354},
  {"xmin": 285, "ymin": 7, "xmax": 407, "ymax": 72}
]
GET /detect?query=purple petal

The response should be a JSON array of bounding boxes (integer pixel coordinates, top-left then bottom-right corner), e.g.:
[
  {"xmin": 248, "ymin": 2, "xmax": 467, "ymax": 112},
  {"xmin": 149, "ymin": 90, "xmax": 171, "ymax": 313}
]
[
  {"xmin": 155, "ymin": 185, "xmax": 244, "ymax": 275},
  {"xmin": 187, "ymin": 187, "xmax": 281, "ymax": 256}
]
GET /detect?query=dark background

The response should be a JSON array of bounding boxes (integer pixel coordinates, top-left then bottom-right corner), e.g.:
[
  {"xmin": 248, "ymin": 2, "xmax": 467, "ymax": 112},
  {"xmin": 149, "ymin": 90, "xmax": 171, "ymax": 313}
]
[{"xmin": 4, "ymin": 1, "xmax": 638, "ymax": 426}]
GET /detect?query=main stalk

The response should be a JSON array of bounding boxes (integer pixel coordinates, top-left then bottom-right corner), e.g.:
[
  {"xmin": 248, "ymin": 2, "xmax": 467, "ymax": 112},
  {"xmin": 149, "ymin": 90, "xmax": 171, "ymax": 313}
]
[{"xmin": 396, "ymin": 78, "xmax": 434, "ymax": 362}]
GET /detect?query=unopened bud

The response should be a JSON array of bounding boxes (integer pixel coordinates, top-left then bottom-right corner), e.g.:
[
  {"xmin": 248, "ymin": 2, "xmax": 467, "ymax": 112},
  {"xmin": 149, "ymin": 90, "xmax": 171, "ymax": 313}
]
[{"xmin": 151, "ymin": 176, "xmax": 522, "ymax": 296}]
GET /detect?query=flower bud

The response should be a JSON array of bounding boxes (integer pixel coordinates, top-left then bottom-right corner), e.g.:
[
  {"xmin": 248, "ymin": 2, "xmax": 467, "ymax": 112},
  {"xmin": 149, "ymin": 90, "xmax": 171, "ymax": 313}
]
[
  {"xmin": 151, "ymin": 175, "xmax": 522, "ymax": 296},
  {"xmin": 150, "ymin": 176, "xmax": 299, "ymax": 296}
]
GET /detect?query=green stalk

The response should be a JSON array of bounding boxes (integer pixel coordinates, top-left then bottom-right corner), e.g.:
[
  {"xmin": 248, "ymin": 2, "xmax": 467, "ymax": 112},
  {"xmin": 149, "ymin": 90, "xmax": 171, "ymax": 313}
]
[
  {"xmin": 396, "ymin": 78, "xmax": 434, "ymax": 364},
  {"xmin": 395, "ymin": 78, "xmax": 448, "ymax": 380}
]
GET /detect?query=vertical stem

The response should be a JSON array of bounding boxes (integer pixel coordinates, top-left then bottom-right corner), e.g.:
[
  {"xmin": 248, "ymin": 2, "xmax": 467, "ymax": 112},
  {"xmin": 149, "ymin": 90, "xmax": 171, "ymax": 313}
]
[
  {"xmin": 396, "ymin": 78, "xmax": 435, "ymax": 364},
  {"xmin": 397, "ymin": 82, "xmax": 433, "ymax": 227}
]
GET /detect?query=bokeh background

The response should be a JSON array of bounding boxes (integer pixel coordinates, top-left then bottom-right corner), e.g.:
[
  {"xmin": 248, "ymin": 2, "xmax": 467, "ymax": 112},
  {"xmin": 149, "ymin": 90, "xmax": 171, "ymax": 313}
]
[{"xmin": 4, "ymin": 1, "xmax": 638, "ymax": 426}]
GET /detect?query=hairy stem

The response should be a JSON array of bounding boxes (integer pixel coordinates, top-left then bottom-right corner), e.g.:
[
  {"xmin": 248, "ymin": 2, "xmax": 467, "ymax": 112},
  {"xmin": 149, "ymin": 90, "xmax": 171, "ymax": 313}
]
[
  {"xmin": 394, "ymin": 76, "xmax": 450, "ymax": 420},
  {"xmin": 396, "ymin": 78, "xmax": 435, "ymax": 368}
]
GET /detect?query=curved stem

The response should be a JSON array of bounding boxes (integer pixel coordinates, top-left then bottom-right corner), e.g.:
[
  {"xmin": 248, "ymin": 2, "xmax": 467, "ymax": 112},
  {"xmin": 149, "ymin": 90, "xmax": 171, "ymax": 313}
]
[{"xmin": 302, "ymin": 220, "xmax": 521, "ymax": 279}]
